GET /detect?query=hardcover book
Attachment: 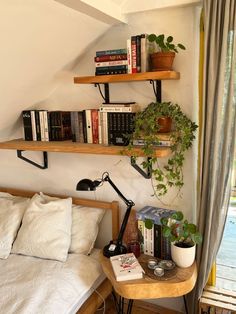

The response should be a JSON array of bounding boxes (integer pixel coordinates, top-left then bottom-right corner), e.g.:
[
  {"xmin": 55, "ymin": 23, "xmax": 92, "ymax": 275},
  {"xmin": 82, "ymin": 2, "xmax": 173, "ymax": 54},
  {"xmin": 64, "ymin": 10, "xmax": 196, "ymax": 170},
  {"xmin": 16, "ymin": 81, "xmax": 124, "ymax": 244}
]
[
  {"xmin": 136, "ymin": 206, "xmax": 176, "ymax": 225},
  {"xmin": 49, "ymin": 111, "xmax": 72, "ymax": 141},
  {"xmin": 22, "ymin": 110, "xmax": 33, "ymax": 141},
  {"xmin": 110, "ymin": 253, "xmax": 144, "ymax": 281},
  {"xmin": 96, "ymin": 48, "xmax": 127, "ymax": 57},
  {"xmin": 94, "ymin": 54, "xmax": 127, "ymax": 62}
]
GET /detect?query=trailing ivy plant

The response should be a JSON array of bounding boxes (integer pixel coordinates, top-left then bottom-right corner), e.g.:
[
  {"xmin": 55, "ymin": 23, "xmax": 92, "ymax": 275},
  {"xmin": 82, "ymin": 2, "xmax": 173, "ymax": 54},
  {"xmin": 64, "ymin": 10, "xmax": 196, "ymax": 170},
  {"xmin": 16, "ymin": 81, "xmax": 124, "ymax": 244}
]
[
  {"xmin": 126, "ymin": 102, "xmax": 198, "ymax": 198},
  {"xmin": 148, "ymin": 34, "xmax": 186, "ymax": 53}
]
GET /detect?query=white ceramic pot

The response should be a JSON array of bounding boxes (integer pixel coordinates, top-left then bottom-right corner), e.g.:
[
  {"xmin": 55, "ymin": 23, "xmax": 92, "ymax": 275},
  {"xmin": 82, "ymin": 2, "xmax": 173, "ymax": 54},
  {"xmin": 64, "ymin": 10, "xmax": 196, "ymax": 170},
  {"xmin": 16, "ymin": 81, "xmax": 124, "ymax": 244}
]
[{"xmin": 171, "ymin": 243, "xmax": 196, "ymax": 268}]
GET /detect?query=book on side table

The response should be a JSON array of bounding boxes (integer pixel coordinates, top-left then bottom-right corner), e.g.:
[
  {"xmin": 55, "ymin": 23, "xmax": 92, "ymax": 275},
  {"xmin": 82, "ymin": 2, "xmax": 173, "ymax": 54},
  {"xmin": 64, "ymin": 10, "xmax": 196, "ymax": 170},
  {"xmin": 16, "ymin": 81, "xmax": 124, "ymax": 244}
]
[{"xmin": 110, "ymin": 253, "xmax": 145, "ymax": 282}]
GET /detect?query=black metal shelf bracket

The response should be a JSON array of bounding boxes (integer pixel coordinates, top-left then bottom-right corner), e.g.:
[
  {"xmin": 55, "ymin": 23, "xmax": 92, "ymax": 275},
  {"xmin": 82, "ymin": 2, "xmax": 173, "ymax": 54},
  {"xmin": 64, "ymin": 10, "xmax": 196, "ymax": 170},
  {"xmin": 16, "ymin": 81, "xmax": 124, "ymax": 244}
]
[
  {"xmin": 130, "ymin": 156, "xmax": 152, "ymax": 179},
  {"xmin": 94, "ymin": 83, "xmax": 110, "ymax": 103},
  {"xmin": 17, "ymin": 150, "xmax": 48, "ymax": 169},
  {"xmin": 150, "ymin": 80, "xmax": 162, "ymax": 102}
]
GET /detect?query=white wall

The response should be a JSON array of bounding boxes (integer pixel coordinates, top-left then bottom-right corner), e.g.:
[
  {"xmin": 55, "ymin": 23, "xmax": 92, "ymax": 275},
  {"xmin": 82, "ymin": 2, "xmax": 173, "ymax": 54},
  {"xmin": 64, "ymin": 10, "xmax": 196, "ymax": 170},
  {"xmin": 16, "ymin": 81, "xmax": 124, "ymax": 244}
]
[{"xmin": 0, "ymin": 3, "xmax": 201, "ymax": 312}]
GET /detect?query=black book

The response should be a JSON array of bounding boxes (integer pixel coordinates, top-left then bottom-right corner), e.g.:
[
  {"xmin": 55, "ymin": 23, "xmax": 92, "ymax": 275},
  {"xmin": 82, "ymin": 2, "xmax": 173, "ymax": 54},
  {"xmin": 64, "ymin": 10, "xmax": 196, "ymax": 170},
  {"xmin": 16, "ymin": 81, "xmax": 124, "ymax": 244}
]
[
  {"xmin": 136, "ymin": 35, "xmax": 141, "ymax": 73},
  {"xmin": 34, "ymin": 110, "xmax": 41, "ymax": 141},
  {"xmin": 22, "ymin": 110, "xmax": 33, "ymax": 141},
  {"xmin": 154, "ymin": 224, "xmax": 162, "ymax": 259},
  {"xmin": 49, "ymin": 111, "xmax": 72, "ymax": 141}
]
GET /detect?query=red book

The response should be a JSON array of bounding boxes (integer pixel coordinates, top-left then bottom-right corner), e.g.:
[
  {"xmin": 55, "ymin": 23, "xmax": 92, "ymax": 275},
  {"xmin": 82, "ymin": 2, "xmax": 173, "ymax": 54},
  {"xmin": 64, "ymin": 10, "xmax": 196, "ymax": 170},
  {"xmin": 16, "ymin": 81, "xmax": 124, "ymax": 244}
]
[
  {"xmin": 94, "ymin": 54, "xmax": 127, "ymax": 62},
  {"xmin": 91, "ymin": 109, "xmax": 99, "ymax": 144},
  {"xmin": 131, "ymin": 36, "xmax": 137, "ymax": 73}
]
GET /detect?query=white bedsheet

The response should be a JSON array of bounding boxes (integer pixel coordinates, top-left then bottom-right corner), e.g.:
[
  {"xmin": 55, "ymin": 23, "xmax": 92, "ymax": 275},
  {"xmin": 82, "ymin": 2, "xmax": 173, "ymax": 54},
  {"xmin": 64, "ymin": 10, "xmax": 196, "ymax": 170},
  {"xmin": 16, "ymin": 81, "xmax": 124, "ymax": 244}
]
[{"xmin": 0, "ymin": 251, "xmax": 104, "ymax": 314}]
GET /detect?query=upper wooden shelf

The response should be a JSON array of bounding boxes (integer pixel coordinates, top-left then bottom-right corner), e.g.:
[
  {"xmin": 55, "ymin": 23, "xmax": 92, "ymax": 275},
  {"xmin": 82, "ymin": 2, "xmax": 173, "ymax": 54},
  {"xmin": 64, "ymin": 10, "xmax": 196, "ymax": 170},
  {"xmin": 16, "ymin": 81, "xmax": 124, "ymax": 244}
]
[
  {"xmin": 0, "ymin": 139, "xmax": 171, "ymax": 158},
  {"xmin": 74, "ymin": 71, "xmax": 180, "ymax": 84}
]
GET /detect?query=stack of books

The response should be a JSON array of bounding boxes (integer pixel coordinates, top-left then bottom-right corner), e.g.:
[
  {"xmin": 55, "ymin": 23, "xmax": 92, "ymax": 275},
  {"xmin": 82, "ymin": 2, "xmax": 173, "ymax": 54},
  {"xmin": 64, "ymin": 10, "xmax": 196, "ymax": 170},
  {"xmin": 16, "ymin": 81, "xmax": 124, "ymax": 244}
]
[
  {"xmin": 127, "ymin": 34, "xmax": 153, "ymax": 74},
  {"xmin": 137, "ymin": 206, "xmax": 176, "ymax": 259},
  {"xmin": 110, "ymin": 253, "xmax": 144, "ymax": 281},
  {"xmin": 95, "ymin": 48, "xmax": 128, "ymax": 75},
  {"xmin": 132, "ymin": 132, "xmax": 173, "ymax": 147}
]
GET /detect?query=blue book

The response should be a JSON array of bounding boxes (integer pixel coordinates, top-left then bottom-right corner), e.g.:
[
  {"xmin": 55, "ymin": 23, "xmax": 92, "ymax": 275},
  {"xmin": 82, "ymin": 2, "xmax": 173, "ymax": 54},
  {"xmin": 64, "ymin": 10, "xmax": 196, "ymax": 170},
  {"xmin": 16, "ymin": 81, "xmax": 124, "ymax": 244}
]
[
  {"xmin": 96, "ymin": 49, "xmax": 127, "ymax": 56},
  {"xmin": 136, "ymin": 206, "xmax": 176, "ymax": 225}
]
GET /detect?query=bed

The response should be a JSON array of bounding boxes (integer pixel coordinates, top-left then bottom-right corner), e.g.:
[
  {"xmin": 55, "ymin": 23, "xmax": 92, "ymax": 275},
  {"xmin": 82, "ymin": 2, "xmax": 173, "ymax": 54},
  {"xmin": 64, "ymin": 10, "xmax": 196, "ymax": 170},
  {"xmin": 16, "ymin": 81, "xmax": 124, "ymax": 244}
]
[{"xmin": 0, "ymin": 187, "xmax": 120, "ymax": 314}]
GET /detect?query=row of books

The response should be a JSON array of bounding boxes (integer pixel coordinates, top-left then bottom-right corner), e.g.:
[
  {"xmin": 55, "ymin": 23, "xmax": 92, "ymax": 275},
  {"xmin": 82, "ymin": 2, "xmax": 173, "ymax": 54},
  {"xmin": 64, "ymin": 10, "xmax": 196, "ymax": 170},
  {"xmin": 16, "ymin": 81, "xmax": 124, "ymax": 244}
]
[
  {"xmin": 94, "ymin": 34, "xmax": 151, "ymax": 76},
  {"xmin": 22, "ymin": 104, "xmax": 138, "ymax": 144},
  {"xmin": 136, "ymin": 205, "xmax": 176, "ymax": 259},
  {"xmin": 201, "ymin": 308, "xmax": 234, "ymax": 314},
  {"xmin": 71, "ymin": 104, "xmax": 137, "ymax": 145},
  {"xmin": 22, "ymin": 110, "xmax": 72, "ymax": 142}
]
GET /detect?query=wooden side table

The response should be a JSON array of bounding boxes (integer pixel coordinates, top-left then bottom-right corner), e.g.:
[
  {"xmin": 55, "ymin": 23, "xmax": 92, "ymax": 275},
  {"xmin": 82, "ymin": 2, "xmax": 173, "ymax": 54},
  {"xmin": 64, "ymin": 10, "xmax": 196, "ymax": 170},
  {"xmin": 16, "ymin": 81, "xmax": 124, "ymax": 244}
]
[{"xmin": 100, "ymin": 254, "xmax": 197, "ymax": 314}]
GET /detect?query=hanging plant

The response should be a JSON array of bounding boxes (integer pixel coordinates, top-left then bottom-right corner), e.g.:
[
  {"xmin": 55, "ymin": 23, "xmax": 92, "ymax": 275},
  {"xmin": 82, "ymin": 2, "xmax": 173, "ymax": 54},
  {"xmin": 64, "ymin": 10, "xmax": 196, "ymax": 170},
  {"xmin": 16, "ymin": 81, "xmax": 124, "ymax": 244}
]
[{"xmin": 126, "ymin": 101, "xmax": 198, "ymax": 198}]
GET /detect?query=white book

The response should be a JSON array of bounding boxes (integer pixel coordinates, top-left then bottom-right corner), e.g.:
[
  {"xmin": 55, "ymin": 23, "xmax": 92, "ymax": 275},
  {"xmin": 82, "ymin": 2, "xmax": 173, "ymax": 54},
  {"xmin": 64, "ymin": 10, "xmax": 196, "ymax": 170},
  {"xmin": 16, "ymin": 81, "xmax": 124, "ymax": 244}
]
[
  {"xmin": 85, "ymin": 109, "xmax": 92, "ymax": 144},
  {"xmin": 110, "ymin": 253, "xmax": 144, "ymax": 282},
  {"xmin": 30, "ymin": 111, "xmax": 37, "ymax": 141},
  {"xmin": 100, "ymin": 105, "xmax": 139, "ymax": 113},
  {"xmin": 39, "ymin": 111, "xmax": 45, "ymax": 141},
  {"xmin": 100, "ymin": 111, "xmax": 108, "ymax": 145},
  {"xmin": 127, "ymin": 38, "xmax": 132, "ymax": 74},
  {"xmin": 43, "ymin": 111, "xmax": 49, "ymax": 142},
  {"xmin": 95, "ymin": 60, "xmax": 128, "ymax": 67}
]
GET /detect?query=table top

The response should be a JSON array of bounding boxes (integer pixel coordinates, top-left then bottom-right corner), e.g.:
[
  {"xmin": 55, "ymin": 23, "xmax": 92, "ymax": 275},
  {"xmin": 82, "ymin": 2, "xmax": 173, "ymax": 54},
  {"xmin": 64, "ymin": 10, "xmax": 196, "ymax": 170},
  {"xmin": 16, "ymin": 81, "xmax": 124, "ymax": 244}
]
[{"xmin": 100, "ymin": 254, "xmax": 197, "ymax": 300}]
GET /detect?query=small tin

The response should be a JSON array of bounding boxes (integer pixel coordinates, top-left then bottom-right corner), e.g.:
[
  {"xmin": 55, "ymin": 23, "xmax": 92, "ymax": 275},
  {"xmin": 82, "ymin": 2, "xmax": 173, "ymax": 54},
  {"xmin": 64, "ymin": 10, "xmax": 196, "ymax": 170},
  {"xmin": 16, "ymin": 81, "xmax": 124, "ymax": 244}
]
[
  {"xmin": 154, "ymin": 266, "xmax": 164, "ymax": 277},
  {"xmin": 148, "ymin": 258, "xmax": 158, "ymax": 269}
]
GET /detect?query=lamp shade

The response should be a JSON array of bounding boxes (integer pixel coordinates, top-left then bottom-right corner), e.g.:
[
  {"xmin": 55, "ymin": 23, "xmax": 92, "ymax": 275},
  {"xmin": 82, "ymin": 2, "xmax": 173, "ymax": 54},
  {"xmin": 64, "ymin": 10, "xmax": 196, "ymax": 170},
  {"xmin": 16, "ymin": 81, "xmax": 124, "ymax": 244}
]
[{"xmin": 76, "ymin": 179, "xmax": 101, "ymax": 191}]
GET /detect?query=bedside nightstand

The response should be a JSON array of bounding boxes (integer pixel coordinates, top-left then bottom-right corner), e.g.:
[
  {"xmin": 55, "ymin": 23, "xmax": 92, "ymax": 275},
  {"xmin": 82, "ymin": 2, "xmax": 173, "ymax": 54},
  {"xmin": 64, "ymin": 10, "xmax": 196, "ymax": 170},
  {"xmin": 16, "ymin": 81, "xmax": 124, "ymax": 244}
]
[{"xmin": 100, "ymin": 254, "xmax": 197, "ymax": 314}]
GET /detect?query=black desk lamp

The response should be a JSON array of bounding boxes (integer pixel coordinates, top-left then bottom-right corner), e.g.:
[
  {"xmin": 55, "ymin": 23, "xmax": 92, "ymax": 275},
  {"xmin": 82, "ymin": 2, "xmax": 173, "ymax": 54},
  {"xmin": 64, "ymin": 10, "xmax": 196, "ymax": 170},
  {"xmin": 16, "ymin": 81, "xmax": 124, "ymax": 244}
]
[{"xmin": 76, "ymin": 172, "xmax": 135, "ymax": 258}]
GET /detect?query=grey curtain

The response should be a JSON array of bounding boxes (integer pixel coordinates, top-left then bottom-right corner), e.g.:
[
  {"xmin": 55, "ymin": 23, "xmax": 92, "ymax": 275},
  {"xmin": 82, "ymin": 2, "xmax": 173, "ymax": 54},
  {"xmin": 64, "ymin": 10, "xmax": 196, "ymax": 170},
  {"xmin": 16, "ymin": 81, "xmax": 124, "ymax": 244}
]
[{"xmin": 187, "ymin": 1, "xmax": 236, "ymax": 313}]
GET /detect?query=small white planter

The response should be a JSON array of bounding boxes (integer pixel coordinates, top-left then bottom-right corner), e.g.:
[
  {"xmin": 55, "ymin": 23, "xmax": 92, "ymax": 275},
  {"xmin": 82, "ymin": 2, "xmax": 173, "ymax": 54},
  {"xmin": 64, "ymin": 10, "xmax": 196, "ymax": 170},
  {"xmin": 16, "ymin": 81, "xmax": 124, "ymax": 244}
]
[{"xmin": 171, "ymin": 243, "xmax": 196, "ymax": 268}]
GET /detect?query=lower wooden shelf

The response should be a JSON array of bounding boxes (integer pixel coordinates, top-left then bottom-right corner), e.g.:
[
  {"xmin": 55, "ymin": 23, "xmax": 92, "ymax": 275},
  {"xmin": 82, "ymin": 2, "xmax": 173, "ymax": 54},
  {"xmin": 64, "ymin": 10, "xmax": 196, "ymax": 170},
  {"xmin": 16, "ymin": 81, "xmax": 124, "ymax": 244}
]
[{"xmin": 0, "ymin": 139, "xmax": 171, "ymax": 158}]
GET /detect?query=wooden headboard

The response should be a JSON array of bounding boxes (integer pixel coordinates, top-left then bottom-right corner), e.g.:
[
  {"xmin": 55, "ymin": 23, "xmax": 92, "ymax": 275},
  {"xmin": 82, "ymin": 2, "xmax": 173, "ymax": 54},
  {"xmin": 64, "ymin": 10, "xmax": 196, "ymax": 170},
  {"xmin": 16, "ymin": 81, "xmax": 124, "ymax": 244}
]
[{"xmin": 0, "ymin": 187, "xmax": 120, "ymax": 242}]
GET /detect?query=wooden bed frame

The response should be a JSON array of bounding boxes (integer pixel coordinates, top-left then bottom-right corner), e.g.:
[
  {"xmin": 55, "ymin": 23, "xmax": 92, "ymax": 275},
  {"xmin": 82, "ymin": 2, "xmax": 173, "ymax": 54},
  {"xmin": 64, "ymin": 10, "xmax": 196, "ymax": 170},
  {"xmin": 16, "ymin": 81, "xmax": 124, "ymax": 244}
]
[{"xmin": 0, "ymin": 186, "xmax": 120, "ymax": 314}]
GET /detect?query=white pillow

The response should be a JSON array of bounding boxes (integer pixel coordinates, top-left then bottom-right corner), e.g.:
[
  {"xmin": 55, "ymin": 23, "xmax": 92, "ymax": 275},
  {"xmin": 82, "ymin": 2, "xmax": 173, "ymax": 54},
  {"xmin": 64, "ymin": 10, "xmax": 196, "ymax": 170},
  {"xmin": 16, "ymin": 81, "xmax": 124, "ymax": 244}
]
[
  {"xmin": 0, "ymin": 192, "xmax": 30, "ymax": 259},
  {"xmin": 12, "ymin": 193, "xmax": 72, "ymax": 262},
  {"xmin": 69, "ymin": 205, "xmax": 105, "ymax": 255}
]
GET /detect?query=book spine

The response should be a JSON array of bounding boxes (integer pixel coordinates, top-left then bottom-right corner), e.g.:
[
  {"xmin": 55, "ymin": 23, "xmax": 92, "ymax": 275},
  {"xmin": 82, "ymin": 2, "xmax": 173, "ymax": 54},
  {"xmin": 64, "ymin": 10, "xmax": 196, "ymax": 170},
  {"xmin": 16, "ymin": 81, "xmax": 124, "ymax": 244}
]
[
  {"xmin": 148, "ymin": 224, "xmax": 154, "ymax": 256},
  {"xmin": 154, "ymin": 224, "xmax": 162, "ymax": 259},
  {"xmin": 141, "ymin": 33, "xmax": 149, "ymax": 72},
  {"xmin": 70, "ymin": 112, "xmax": 76, "ymax": 142},
  {"xmin": 136, "ymin": 35, "xmax": 141, "ymax": 73},
  {"xmin": 91, "ymin": 109, "xmax": 99, "ymax": 144},
  {"xmin": 39, "ymin": 110, "xmax": 45, "ymax": 141},
  {"xmin": 43, "ymin": 111, "xmax": 49, "ymax": 141},
  {"xmin": 162, "ymin": 237, "xmax": 171, "ymax": 260},
  {"xmin": 31, "ymin": 111, "xmax": 37, "ymax": 141},
  {"xmin": 94, "ymin": 54, "xmax": 127, "ymax": 62},
  {"xmin": 95, "ymin": 60, "xmax": 128, "ymax": 67},
  {"xmin": 100, "ymin": 111, "xmax": 108, "ymax": 145},
  {"xmin": 85, "ymin": 109, "xmax": 92, "ymax": 144},
  {"xmin": 132, "ymin": 139, "xmax": 171, "ymax": 146},
  {"xmin": 131, "ymin": 36, "xmax": 137, "ymax": 73},
  {"xmin": 137, "ymin": 220, "xmax": 144, "ymax": 253},
  {"xmin": 35, "ymin": 111, "xmax": 41, "ymax": 141},
  {"xmin": 96, "ymin": 48, "xmax": 127, "ymax": 56},
  {"xmin": 82, "ymin": 111, "xmax": 87, "ymax": 143},
  {"xmin": 98, "ymin": 110, "xmax": 102, "ymax": 144},
  {"xmin": 78, "ymin": 111, "xmax": 85, "ymax": 143},
  {"xmin": 22, "ymin": 110, "xmax": 33, "ymax": 141},
  {"xmin": 127, "ymin": 38, "xmax": 132, "ymax": 74},
  {"xmin": 100, "ymin": 106, "xmax": 136, "ymax": 113},
  {"xmin": 95, "ymin": 69, "xmax": 127, "ymax": 75}
]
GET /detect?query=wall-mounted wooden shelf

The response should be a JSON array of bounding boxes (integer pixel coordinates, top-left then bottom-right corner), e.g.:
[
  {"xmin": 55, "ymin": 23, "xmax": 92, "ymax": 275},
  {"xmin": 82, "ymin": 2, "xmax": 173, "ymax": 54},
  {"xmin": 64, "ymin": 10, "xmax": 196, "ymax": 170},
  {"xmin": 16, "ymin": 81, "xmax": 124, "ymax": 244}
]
[
  {"xmin": 0, "ymin": 139, "xmax": 171, "ymax": 158},
  {"xmin": 74, "ymin": 71, "xmax": 180, "ymax": 84}
]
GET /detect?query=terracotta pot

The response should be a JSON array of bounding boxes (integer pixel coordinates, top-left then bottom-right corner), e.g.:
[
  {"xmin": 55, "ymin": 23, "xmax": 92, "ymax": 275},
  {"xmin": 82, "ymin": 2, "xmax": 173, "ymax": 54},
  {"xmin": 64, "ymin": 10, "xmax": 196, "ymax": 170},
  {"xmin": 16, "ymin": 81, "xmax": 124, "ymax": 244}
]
[
  {"xmin": 150, "ymin": 52, "xmax": 175, "ymax": 71},
  {"xmin": 171, "ymin": 243, "xmax": 196, "ymax": 268},
  {"xmin": 157, "ymin": 117, "xmax": 172, "ymax": 133}
]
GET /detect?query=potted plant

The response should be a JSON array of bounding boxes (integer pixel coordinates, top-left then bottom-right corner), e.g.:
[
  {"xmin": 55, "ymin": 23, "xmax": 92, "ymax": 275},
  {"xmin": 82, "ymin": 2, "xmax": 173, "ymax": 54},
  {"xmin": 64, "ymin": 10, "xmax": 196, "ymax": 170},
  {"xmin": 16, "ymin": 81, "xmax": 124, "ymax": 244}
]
[
  {"xmin": 126, "ymin": 101, "xmax": 198, "ymax": 199},
  {"xmin": 161, "ymin": 211, "xmax": 202, "ymax": 268},
  {"xmin": 148, "ymin": 34, "xmax": 186, "ymax": 71}
]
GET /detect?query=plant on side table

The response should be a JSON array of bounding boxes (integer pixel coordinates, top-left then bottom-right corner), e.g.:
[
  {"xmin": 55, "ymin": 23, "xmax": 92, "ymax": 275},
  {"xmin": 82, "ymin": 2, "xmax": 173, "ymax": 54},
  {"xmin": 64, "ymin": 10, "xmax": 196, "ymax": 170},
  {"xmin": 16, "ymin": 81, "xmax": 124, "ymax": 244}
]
[
  {"xmin": 148, "ymin": 34, "xmax": 186, "ymax": 71},
  {"xmin": 161, "ymin": 211, "xmax": 202, "ymax": 268},
  {"xmin": 126, "ymin": 101, "xmax": 198, "ymax": 199}
]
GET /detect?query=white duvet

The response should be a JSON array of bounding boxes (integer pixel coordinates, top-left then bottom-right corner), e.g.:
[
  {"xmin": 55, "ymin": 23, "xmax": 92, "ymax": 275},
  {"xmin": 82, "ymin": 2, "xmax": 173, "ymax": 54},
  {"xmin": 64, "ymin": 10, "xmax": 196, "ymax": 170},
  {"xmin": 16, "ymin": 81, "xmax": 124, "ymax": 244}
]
[{"xmin": 0, "ymin": 252, "xmax": 103, "ymax": 314}]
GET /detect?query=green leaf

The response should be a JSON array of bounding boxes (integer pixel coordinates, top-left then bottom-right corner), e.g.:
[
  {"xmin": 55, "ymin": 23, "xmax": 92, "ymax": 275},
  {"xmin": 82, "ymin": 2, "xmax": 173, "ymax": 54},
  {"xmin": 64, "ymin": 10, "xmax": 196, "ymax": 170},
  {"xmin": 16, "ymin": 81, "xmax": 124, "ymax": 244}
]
[
  {"xmin": 178, "ymin": 43, "xmax": 186, "ymax": 50},
  {"xmin": 144, "ymin": 218, "xmax": 153, "ymax": 229},
  {"xmin": 167, "ymin": 36, "xmax": 173, "ymax": 43},
  {"xmin": 148, "ymin": 34, "xmax": 156, "ymax": 42}
]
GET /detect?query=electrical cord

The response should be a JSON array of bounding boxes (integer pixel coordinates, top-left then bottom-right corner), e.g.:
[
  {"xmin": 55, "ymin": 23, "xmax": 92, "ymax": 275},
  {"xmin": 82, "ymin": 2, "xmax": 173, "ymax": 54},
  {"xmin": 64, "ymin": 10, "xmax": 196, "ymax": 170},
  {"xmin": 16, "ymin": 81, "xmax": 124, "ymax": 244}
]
[{"xmin": 92, "ymin": 288, "xmax": 106, "ymax": 314}]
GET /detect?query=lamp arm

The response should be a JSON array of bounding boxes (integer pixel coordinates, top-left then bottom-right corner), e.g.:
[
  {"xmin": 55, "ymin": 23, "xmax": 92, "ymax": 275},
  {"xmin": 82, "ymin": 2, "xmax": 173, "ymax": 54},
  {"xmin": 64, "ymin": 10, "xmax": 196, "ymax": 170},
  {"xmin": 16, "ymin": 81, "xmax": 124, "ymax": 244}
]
[
  {"xmin": 103, "ymin": 174, "xmax": 135, "ymax": 245},
  {"xmin": 103, "ymin": 174, "xmax": 134, "ymax": 208}
]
